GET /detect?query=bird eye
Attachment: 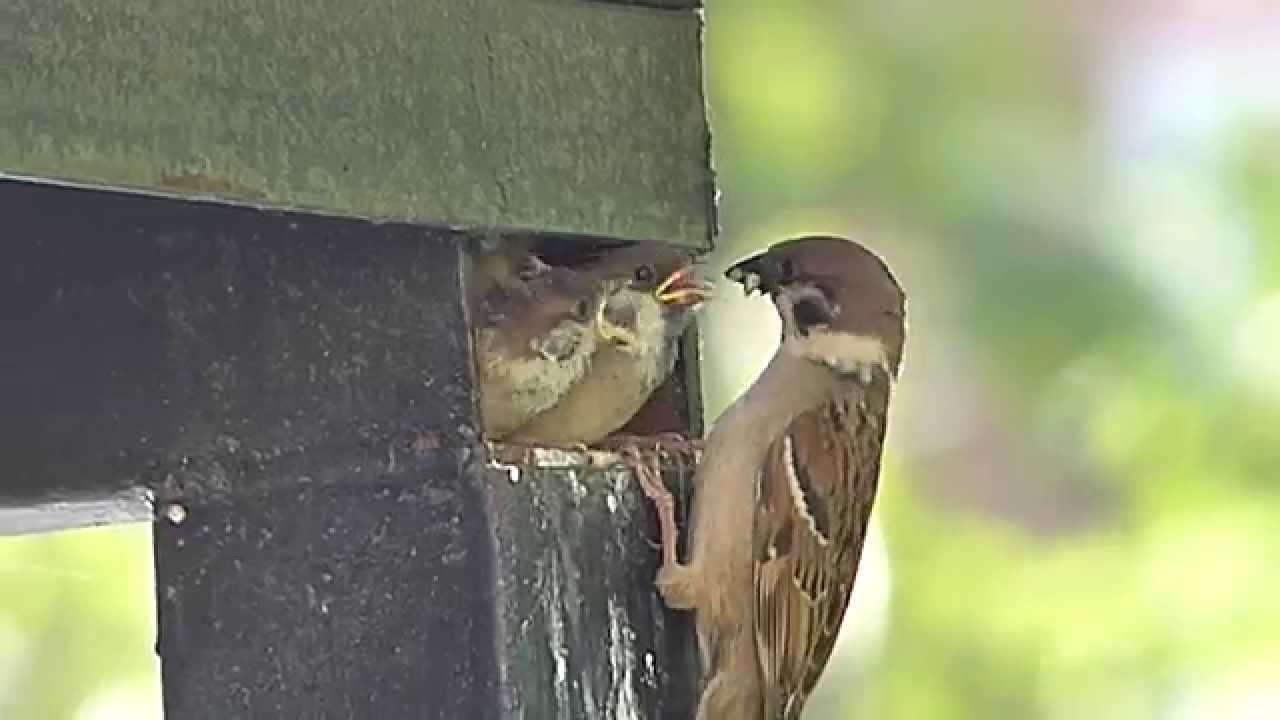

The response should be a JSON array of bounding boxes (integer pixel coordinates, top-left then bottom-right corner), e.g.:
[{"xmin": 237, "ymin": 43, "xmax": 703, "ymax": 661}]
[{"xmin": 633, "ymin": 265, "xmax": 655, "ymax": 284}]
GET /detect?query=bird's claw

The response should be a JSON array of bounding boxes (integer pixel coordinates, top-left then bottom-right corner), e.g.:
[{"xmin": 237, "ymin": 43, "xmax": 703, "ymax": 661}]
[
  {"xmin": 620, "ymin": 445, "xmax": 680, "ymax": 570},
  {"xmin": 601, "ymin": 433, "xmax": 654, "ymax": 452},
  {"xmin": 603, "ymin": 432, "xmax": 702, "ymax": 458}
]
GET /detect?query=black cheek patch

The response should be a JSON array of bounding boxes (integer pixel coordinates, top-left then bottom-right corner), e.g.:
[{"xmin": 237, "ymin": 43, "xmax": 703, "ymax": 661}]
[{"xmin": 793, "ymin": 297, "xmax": 831, "ymax": 335}]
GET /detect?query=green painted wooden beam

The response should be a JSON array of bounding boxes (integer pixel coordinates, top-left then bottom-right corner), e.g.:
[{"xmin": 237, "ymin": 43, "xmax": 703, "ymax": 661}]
[
  {"xmin": 592, "ymin": 1, "xmax": 701, "ymax": 7},
  {"xmin": 0, "ymin": 0, "xmax": 713, "ymax": 248}
]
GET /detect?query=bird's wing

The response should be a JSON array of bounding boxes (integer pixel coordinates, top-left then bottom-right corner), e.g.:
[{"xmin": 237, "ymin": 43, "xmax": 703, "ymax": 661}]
[{"xmin": 753, "ymin": 375, "xmax": 891, "ymax": 719}]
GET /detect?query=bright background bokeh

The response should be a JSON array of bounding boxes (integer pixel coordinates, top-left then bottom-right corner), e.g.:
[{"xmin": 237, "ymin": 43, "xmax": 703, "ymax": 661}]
[{"xmin": 3, "ymin": 2, "xmax": 1279, "ymax": 718}]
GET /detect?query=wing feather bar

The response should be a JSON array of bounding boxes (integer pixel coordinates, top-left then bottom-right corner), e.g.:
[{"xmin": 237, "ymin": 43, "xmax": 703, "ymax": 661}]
[{"xmin": 752, "ymin": 386, "xmax": 887, "ymax": 719}]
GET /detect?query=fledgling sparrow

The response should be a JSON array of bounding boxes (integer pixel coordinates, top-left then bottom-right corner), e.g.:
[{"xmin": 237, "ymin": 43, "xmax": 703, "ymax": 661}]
[
  {"xmin": 471, "ymin": 250, "xmax": 604, "ymax": 439},
  {"xmin": 633, "ymin": 235, "xmax": 906, "ymax": 720},
  {"xmin": 466, "ymin": 243, "xmax": 550, "ymax": 308}
]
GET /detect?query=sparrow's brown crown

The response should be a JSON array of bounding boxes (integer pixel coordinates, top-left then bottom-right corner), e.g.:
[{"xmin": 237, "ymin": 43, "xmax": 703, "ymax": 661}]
[
  {"xmin": 581, "ymin": 243, "xmax": 712, "ymax": 349},
  {"xmin": 727, "ymin": 234, "xmax": 906, "ymax": 377},
  {"xmin": 484, "ymin": 266, "xmax": 599, "ymax": 361},
  {"xmin": 579, "ymin": 243, "xmax": 712, "ymax": 306}
]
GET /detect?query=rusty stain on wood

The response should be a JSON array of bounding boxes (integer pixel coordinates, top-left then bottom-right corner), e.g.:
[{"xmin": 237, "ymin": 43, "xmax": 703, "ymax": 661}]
[{"xmin": 157, "ymin": 170, "xmax": 269, "ymax": 200}]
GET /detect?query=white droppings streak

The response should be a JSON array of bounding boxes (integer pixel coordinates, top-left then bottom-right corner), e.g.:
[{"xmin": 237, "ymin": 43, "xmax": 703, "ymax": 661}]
[
  {"xmin": 607, "ymin": 596, "xmax": 641, "ymax": 720},
  {"xmin": 543, "ymin": 554, "xmax": 571, "ymax": 712},
  {"xmin": 570, "ymin": 472, "xmax": 588, "ymax": 505},
  {"xmin": 486, "ymin": 458, "xmax": 522, "ymax": 484}
]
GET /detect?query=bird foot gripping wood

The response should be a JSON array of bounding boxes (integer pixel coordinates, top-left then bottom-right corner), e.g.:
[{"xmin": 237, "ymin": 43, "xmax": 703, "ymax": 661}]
[
  {"xmin": 653, "ymin": 560, "xmax": 698, "ymax": 610},
  {"xmin": 606, "ymin": 432, "xmax": 703, "ymax": 487},
  {"xmin": 620, "ymin": 445, "xmax": 704, "ymax": 612},
  {"xmin": 620, "ymin": 446, "xmax": 680, "ymax": 571},
  {"xmin": 603, "ymin": 432, "xmax": 703, "ymax": 458}
]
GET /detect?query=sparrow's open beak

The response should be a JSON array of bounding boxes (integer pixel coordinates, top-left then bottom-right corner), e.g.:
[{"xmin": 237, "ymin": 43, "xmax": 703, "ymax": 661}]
[
  {"xmin": 655, "ymin": 265, "xmax": 714, "ymax": 306},
  {"xmin": 725, "ymin": 255, "xmax": 773, "ymax": 296}
]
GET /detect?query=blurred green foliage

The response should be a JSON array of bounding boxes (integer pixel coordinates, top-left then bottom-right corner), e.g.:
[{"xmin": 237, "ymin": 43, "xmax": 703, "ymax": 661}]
[
  {"xmin": 3, "ymin": 2, "xmax": 1278, "ymax": 719},
  {"xmin": 701, "ymin": 2, "xmax": 1280, "ymax": 719},
  {"xmin": 0, "ymin": 526, "xmax": 158, "ymax": 719}
]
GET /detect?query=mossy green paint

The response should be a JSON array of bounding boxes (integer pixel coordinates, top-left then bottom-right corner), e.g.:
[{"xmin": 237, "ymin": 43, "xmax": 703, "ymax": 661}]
[{"xmin": 0, "ymin": 0, "xmax": 713, "ymax": 247}]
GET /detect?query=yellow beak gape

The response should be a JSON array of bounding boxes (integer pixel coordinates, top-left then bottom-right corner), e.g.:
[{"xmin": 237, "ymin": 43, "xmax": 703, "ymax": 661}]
[
  {"xmin": 596, "ymin": 298, "xmax": 640, "ymax": 347},
  {"xmin": 655, "ymin": 266, "xmax": 715, "ymax": 305}
]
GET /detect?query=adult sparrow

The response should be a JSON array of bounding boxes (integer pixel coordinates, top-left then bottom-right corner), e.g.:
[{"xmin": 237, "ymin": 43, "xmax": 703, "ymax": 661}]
[{"xmin": 634, "ymin": 235, "xmax": 907, "ymax": 719}]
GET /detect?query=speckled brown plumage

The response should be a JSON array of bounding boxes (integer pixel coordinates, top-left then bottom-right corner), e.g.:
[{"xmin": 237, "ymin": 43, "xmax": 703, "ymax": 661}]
[
  {"xmin": 643, "ymin": 234, "xmax": 906, "ymax": 720},
  {"xmin": 754, "ymin": 371, "xmax": 891, "ymax": 719}
]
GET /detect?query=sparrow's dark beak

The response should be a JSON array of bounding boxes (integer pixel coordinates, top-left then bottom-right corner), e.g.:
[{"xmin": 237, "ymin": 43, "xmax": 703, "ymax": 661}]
[
  {"xmin": 655, "ymin": 264, "xmax": 714, "ymax": 306},
  {"xmin": 725, "ymin": 255, "xmax": 775, "ymax": 296}
]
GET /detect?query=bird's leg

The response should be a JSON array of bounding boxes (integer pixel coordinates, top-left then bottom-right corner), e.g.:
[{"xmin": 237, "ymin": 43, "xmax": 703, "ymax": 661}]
[
  {"xmin": 621, "ymin": 446, "xmax": 680, "ymax": 570},
  {"xmin": 602, "ymin": 431, "xmax": 703, "ymax": 457},
  {"xmin": 601, "ymin": 432, "xmax": 657, "ymax": 452},
  {"xmin": 618, "ymin": 444, "xmax": 701, "ymax": 611},
  {"xmin": 650, "ymin": 431, "xmax": 705, "ymax": 458}
]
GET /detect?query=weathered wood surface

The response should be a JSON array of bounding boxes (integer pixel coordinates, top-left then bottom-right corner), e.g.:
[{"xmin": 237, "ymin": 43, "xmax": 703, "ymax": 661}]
[
  {"xmin": 0, "ymin": 0, "xmax": 713, "ymax": 248},
  {"xmin": 487, "ymin": 446, "xmax": 698, "ymax": 719}
]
